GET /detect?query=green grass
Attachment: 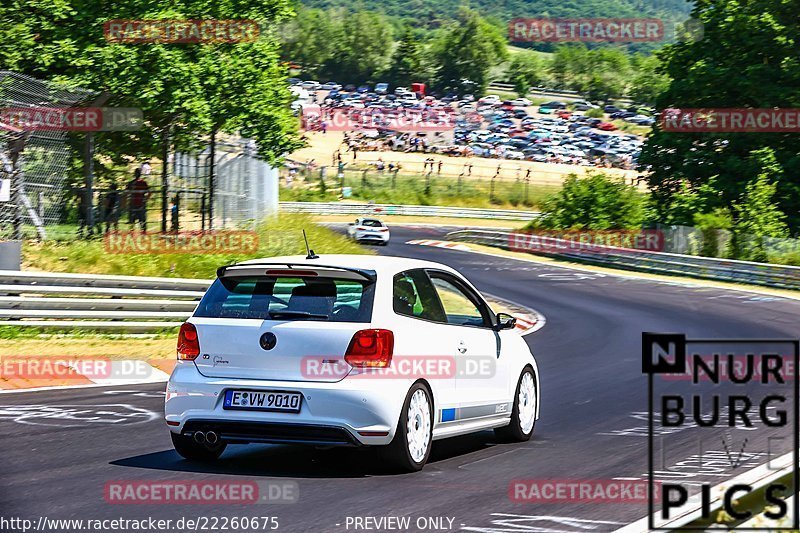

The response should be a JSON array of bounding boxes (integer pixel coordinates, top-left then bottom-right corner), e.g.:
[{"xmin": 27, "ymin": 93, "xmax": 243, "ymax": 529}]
[
  {"xmin": 0, "ymin": 326, "xmax": 180, "ymax": 340},
  {"xmin": 23, "ymin": 213, "xmax": 369, "ymax": 279},
  {"xmin": 612, "ymin": 120, "xmax": 652, "ymax": 136},
  {"xmin": 281, "ymin": 173, "xmax": 558, "ymax": 209},
  {"xmin": 506, "ymin": 45, "xmax": 553, "ymax": 60},
  {"xmin": 486, "ymin": 89, "xmax": 519, "ymax": 100}
]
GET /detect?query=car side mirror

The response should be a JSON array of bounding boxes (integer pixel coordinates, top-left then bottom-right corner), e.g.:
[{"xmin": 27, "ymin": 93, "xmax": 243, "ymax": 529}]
[{"xmin": 496, "ymin": 312, "xmax": 516, "ymax": 330}]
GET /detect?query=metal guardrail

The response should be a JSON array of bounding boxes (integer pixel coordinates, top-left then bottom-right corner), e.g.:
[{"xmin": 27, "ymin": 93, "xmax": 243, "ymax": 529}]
[
  {"xmin": 0, "ymin": 267, "xmax": 542, "ymax": 331},
  {"xmin": 486, "ymin": 83, "xmax": 635, "ymax": 105},
  {"xmin": 446, "ymin": 229, "xmax": 800, "ymax": 290},
  {"xmin": 279, "ymin": 202, "xmax": 541, "ymax": 221},
  {"xmin": 0, "ymin": 270, "xmax": 210, "ymax": 330}
]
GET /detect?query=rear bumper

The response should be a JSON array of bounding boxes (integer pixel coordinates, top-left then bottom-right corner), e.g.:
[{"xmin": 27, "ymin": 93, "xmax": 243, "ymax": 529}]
[
  {"xmin": 353, "ymin": 231, "xmax": 390, "ymax": 243},
  {"xmin": 165, "ymin": 362, "xmax": 410, "ymax": 446},
  {"xmin": 181, "ymin": 419, "xmax": 362, "ymax": 446}
]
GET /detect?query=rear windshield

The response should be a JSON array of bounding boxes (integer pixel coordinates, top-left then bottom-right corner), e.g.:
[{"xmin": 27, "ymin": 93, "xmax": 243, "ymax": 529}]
[
  {"xmin": 361, "ymin": 219, "xmax": 383, "ymax": 227},
  {"xmin": 194, "ymin": 276, "xmax": 374, "ymax": 322}
]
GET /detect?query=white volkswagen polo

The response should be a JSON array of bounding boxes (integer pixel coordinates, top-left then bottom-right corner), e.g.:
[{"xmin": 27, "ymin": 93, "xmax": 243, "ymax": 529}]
[{"xmin": 165, "ymin": 254, "xmax": 540, "ymax": 471}]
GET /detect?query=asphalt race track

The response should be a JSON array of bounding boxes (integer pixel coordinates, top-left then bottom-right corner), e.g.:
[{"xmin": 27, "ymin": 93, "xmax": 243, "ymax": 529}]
[{"xmin": 1, "ymin": 224, "xmax": 798, "ymax": 532}]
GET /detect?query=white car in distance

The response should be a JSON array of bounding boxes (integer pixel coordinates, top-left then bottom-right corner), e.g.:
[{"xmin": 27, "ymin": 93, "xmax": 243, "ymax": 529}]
[
  {"xmin": 347, "ymin": 218, "xmax": 391, "ymax": 246},
  {"xmin": 165, "ymin": 255, "xmax": 541, "ymax": 471}
]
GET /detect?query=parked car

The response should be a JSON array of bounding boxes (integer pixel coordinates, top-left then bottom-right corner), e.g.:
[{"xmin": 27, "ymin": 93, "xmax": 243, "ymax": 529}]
[
  {"xmin": 469, "ymin": 142, "xmax": 494, "ymax": 157},
  {"xmin": 166, "ymin": 255, "xmax": 540, "ymax": 471},
  {"xmin": 526, "ymin": 152, "xmax": 548, "ymax": 162},
  {"xmin": 626, "ymin": 115, "xmax": 655, "ymax": 126},
  {"xmin": 610, "ymin": 111, "xmax": 636, "ymax": 119},
  {"xmin": 357, "ymin": 85, "xmax": 371, "ymax": 93},
  {"xmin": 375, "ymin": 83, "xmax": 389, "ymax": 95},
  {"xmin": 597, "ymin": 122, "xmax": 618, "ymax": 131},
  {"xmin": 321, "ymin": 81, "xmax": 342, "ymax": 91},
  {"xmin": 538, "ymin": 106, "xmax": 554, "ymax": 114},
  {"xmin": 542, "ymin": 101, "xmax": 567, "ymax": 110},
  {"xmin": 503, "ymin": 149, "xmax": 525, "ymax": 160},
  {"xmin": 572, "ymin": 100, "xmax": 598, "ymax": 111}
]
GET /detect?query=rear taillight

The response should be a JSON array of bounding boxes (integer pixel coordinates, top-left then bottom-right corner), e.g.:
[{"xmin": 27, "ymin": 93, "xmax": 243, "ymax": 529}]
[
  {"xmin": 378, "ymin": 227, "xmax": 389, "ymax": 232},
  {"xmin": 177, "ymin": 322, "xmax": 200, "ymax": 360},
  {"xmin": 356, "ymin": 226, "xmax": 367, "ymax": 230},
  {"xmin": 345, "ymin": 329, "xmax": 394, "ymax": 368}
]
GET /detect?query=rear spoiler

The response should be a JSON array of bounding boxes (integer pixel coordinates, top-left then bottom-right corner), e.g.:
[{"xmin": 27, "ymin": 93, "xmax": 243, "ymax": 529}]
[{"xmin": 216, "ymin": 263, "xmax": 377, "ymax": 282}]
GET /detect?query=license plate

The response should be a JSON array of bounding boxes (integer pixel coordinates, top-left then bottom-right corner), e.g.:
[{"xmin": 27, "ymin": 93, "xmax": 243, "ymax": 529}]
[{"xmin": 223, "ymin": 390, "xmax": 302, "ymax": 413}]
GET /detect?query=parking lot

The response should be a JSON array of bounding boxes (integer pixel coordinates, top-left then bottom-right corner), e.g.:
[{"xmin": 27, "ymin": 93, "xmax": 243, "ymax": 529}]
[{"xmin": 292, "ymin": 80, "xmax": 650, "ymax": 173}]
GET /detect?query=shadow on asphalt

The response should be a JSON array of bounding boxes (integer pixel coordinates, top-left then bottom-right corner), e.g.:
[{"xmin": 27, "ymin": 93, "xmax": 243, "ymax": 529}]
[{"xmin": 110, "ymin": 431, "xmax": 500, "ymax": 478}]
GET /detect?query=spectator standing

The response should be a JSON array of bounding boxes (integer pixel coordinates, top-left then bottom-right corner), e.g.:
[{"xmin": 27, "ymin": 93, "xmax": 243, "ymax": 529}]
[
  {"xmin": 102, "ymin": 182, "xmax": 120, "ymax": 233},
  {"xmin": 76, "ymin": 188, "xmax": 91, "ymax": 238},
  {"xmin": 126, "ymin": 168, "xmax": 151, "ymax": 233},
  {"xmin": 170, "ymin": 194, "xmax": 180, "ymax": 233}
]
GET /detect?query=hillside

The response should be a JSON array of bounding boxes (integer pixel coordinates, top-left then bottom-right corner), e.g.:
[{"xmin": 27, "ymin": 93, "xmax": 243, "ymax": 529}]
[{"xmin": 300, "ymin": 0, "xmax": 694, "ymax": 30}]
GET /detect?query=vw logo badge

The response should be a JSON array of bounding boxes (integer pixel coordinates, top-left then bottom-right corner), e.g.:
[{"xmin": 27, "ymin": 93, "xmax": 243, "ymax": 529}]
[{"xmin": 260, "ymin": 332, "xmax": 277, "ymax": 351}]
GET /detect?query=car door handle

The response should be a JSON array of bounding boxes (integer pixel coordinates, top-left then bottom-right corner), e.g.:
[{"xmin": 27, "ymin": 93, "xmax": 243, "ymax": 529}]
[{"xmin": 457, "ymin": 341, "xmax": 467, "ymax": 354}]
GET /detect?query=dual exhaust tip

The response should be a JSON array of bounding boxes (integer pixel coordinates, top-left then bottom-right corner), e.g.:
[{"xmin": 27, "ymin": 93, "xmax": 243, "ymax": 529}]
[{"xmin": 193, "ymin": 430, "xmax": 219, "ymax": 445}]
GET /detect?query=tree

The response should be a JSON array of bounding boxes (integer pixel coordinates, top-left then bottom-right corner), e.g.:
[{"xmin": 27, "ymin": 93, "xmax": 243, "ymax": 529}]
[
  {"xmin": 432, "ymin": 8, "xmax": 508, "ymax": 95},
  {"xmin": 384, "ymin": 26, "xmax": 428, "ymax": 87},
  {"xmin": 0, "ymin": 0, "xmax": 301, "ymax": 169},
  {"xmin": 538, "ymin": 173, "xmax": 646, "ymax": 230},
  {"xmin": 508, "ymin": 52, "xmax": 544, "ymax": 97},
  {"xmin": 730, "ymin": 149, "xmax": 790, "ymax": 261},
  {"xmin": 322, "ymin": 11, "xmax": 394, "ymax": 84},
  {"xmin": 639, "ymin": 0, "xmax": 800, "ymax": 231},
  {"xmin": 549, "ymin": 45, "xmax": 630, "ymax": 101},
  {"xmin": 628, "ymin": 54, "xmax": 670, "ymax": 105},
  {"xmin": 279, "ymin": 8, "xmax": 339, "ymax": 78}
]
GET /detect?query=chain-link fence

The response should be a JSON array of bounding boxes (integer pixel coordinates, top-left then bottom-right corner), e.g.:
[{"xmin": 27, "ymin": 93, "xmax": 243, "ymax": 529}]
[
  {"xmin": 0, "ymin": 69, "xmax": 278, "ymax": 241},
  {"xmin": 53, "ymin": 137, "xmax": 280, "ymax": 240},
  {"xmin": 0, "ymin": 71, "xmax": 98, "ymax": 240},
  {"xmin": 63, "ymin": 186, "xmax": 214, "ymax": 238},
  {"xmin": 280, "ymin": 163, "xmax": 564, "ymax": 208},
  {"xmin": 174, "ymin": 138, "xmax": 279, "ymax": 229}
]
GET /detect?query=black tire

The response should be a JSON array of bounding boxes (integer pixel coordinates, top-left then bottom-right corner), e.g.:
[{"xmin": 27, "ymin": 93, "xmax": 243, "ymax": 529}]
[
  {"xmin": 382, "ymin": 383, "xmax": 433, "ymax": 472},
  {"xmin": 171, "ymin": 432, "xmax": 227, "ymax": 461},
  {"xmin": 495, "ymin": 366, "xmax": 537, "ymax": 442}
]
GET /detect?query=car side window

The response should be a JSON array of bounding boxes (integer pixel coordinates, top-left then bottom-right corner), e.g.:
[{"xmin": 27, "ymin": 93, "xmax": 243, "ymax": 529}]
[
  {"xmin": 428, "ymin": 273, "xmax": 490, "ymax": 327},
  {"xmin": 393, "ymin": 270, "xmax": 446, "ymax": 323}
]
